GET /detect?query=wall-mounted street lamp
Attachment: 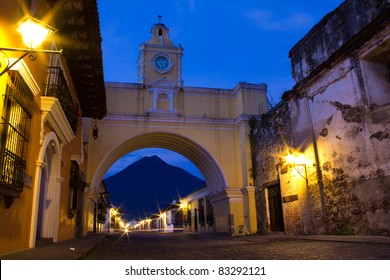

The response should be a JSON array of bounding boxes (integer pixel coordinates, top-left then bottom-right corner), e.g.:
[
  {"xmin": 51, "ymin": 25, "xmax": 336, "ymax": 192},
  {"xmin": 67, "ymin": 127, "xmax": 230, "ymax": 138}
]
[
  {"xmin": 283, "ymin": 152, "xmax": 311, "ymax": 181},
  {"xmin": 109, "ymin": 208, "xmax": 119, "ymax": 232},
  {"xmin": 93, "ymin": 123, "xmax": 99, "ymax": 140},
  {"xmin": 0, "ymin": 15, "xmax": 63, "ymax": 76},
  {"xmin": 179, "ymin": 201, "xmax": 188, "ymax": 210},
  {"xmin": 179, "ymin": 201, "xmax": 189, "ymax": 229}
]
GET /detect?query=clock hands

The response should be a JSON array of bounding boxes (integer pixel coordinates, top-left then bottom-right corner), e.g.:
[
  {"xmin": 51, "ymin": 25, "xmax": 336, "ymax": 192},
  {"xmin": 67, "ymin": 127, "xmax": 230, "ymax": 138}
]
[{"xmin": 154, "ymin": 56, "xmax": 169, "ymax": 70}]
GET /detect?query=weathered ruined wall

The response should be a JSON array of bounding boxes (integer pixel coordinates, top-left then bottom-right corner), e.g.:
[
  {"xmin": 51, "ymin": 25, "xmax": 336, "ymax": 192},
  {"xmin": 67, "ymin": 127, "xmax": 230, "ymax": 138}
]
[
  {"xmin": 289, "ymin": 0, "xmax": 390, "ymax": 83},
  {"xmin": 251, "ymin": 104, "xmax": 293, "ymax": 184},
  {"xmin": 313, "ymin": 81, "xmax": 390, "ymax": 236},
  {"xmin": 253, "ymin": 0, "xmax": 390, "ymax": 236},
  {"xmin": 291, "ymin": 29, "xmax": 390, "ymax": 236},
  {"xmin": 251, "ymin": 102, "xmax": 296, "ymax": 233},
  {"xmin": 288, "ymin": 0, "xmax": 390, "ymax": 235},
  {"xmin": 252, "ymin": 97, "xmax": 325, "ymax": 235},
  {"xmin": 254, "ymin": 59, "xmax": 390, "ymax": 236}
]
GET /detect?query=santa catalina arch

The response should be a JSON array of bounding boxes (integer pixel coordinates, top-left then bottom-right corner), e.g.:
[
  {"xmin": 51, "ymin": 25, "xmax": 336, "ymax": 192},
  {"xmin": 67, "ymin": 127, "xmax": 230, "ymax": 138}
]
[{"xmin": 84, "ymin": 21, "xmax": 267, "ymax": 234}]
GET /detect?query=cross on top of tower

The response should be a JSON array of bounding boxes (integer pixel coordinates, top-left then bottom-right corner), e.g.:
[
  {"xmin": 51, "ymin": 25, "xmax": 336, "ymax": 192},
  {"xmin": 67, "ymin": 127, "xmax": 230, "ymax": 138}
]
[{"xmin": 158, "ymin": 15, "xmax": 162, "ymax": 23}]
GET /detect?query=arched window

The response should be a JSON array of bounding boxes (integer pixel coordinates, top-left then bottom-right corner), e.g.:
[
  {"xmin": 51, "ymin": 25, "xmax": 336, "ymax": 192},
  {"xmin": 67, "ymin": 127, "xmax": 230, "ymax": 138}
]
[{"xmin": 158, "ymin": 29, "xmax": 163, "ymax": 36}]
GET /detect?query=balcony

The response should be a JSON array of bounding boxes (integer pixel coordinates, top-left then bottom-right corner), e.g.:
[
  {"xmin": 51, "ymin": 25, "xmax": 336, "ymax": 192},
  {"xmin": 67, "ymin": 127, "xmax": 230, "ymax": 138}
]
[
  {"xmin": 0, "ymin": 71, "xmax": 32, "ymax": 205},
  {"xmin": 0, "ymin": 129, "xmax": 27, "ymax": 196},
  {"xmin": 44, "ymin": 67, "xmax": 78, "ymax": 133}
]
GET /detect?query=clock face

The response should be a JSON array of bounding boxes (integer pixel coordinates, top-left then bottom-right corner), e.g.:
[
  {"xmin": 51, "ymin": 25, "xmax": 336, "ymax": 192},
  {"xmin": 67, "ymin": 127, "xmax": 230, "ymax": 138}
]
[
  {"xmin": 152, "ymin": 55, "xmax": 173, "ymax": 73},
  {"xmin": 154, "ymin": 56, "xmax": 170, "ymax": 70}
]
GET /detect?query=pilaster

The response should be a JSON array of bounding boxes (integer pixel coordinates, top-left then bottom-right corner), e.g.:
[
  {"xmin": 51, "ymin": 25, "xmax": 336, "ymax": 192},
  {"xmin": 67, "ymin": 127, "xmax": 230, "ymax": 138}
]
[{"xmin": 242, "ymin": 185, "xmax": 257, "ymax": 234}]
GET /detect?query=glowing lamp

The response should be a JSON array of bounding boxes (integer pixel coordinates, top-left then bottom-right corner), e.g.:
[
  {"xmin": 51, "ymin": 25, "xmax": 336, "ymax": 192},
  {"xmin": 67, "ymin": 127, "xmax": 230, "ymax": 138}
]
[
  {"xmin": 284, "ymin": 152, "xmax": 310, "ymax": 181},
  {"xmin": 0, "ymin": 15, "xmax": 62, "ymax": 76},
  {"xmin": 285, "ymin": 153, "xmax": 311, "ymax": 166},
  {"xmin": 285, "ymin": 154, "xmax": 304, "ymax": 165},
  {"xmin": 17, "ymin": 16, "xmax": 57, "ymax": 49}
]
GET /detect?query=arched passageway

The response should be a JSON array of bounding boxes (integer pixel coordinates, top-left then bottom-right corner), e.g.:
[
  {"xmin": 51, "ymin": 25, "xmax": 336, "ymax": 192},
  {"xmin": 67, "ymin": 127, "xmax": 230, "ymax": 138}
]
[
  {"xmin": 83, "ymin": 80, "xmax": 265, "ymax": 236},
  {"xmin": 85, "ymin": 125, "xmax": 257, "ymax": 235},
  {"xmin": 91, "ymin": 132, "xmax": 227, "ymax": 195}
]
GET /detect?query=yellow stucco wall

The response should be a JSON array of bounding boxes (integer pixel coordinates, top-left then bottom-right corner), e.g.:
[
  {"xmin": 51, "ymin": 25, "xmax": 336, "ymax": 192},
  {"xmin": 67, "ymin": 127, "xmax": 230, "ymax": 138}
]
[
  {"xmin": 106, "ymin": 82, "xmax": 267, "ymax": 120},
  {"xmin": 85, "ymin": 81, "xmax": 266, "ymax": 234},
  {"xmin": 0, "ymin": 0, "xmax": 86, "ymax": 253}
]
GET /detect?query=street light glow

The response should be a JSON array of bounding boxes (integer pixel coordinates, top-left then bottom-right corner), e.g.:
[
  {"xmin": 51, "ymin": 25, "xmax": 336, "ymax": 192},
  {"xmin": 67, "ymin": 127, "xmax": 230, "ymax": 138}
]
[
  {"xmin": 17, "ymin": 16, "xmax": 57, "ymax": 49},
  {"xmin": 179, "ymin": 201, "xmax": 188, "ymax": 209},
  {"xmin": 284, "ymin": 152, "xmax": 312, "ymax": 166}
]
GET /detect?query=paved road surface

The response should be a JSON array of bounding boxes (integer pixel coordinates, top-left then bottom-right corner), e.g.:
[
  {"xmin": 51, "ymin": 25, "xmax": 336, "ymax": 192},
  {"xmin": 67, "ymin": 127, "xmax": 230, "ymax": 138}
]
[{"xmin": 82, "ymin": 231, "xmax": 390, "ymax": 260}]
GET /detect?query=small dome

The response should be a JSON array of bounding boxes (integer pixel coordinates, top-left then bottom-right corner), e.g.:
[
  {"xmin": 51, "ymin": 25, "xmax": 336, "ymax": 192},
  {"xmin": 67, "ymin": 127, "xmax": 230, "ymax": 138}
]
[{"xmin": 146, "ymin": 20, "xmax": 174, "ymax": 46}]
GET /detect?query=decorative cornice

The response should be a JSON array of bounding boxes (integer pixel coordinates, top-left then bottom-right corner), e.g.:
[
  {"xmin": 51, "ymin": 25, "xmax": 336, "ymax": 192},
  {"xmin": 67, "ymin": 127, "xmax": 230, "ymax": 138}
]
[
  {"xmin": 41, "ymin": 97, "xmax": 75, "ymax": 145},
  {"xmin": 104, "ymin": 113, "xmax": 238, "ymax": 127},
  {"xmin": 208, "ymin": 188, "xmax": 243, "ymax": 205},
  {"xmin": 85, "ymin": 187, "xmax": 101, "ymax": 202},
  {"xmin": 71, "ymin": 155, "xmax": 83, "ymax": 165},
  {"xmin": 36, "ymin": 160, "xmax": 48, "ymax": 169},
  {"xmin": 241, "ymin": 185, "xmax": 256, "ymax": 195},
  {"xmin": 183, "ymin": 187, "xmax": 209, "ymax": 203},
  {"xmin": 105, "ymin": 112, "xmax": 258, "ymax": 130}
]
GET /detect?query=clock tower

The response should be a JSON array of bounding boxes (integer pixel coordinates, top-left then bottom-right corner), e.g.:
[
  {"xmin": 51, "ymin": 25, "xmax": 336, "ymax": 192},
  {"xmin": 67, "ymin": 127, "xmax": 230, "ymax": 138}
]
[
  {"xmin": 138, "ymin": 19, "xmax": 184, "ymax": 87},
  {"xmin": 137, "ymin": 18, "xmax": 184, "ymax": 113}
]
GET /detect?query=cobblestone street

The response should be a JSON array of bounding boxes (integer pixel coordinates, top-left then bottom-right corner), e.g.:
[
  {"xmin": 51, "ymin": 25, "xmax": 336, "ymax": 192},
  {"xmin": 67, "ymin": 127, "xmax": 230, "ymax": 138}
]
[{"xmin": 82, "ymin": 232, "xmax": 390, "ymax": 260}]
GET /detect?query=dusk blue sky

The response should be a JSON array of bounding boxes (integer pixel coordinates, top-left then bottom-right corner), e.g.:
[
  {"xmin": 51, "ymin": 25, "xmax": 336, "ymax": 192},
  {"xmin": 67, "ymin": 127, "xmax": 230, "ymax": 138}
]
[{"xmin": 99, "ymin": 0, "xmax": 345, "ymax": 179}]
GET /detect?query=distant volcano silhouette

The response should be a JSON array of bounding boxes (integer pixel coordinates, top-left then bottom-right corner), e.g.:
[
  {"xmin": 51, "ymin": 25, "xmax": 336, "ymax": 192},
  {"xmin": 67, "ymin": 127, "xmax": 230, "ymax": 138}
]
[{"xmin": 104, "ymin": 155, "xmax": 205, "ymax": 220}]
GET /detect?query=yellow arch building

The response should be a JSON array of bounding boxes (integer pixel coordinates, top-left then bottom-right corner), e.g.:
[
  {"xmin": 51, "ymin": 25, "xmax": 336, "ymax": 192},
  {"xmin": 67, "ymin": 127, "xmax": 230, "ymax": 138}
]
[{"xmin": 84, "ymin": 21, "xmax": 267, "ymax": 234}]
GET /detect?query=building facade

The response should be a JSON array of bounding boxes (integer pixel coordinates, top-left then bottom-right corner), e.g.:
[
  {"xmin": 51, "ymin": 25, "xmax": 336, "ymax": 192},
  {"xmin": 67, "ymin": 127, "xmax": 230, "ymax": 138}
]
[
  {"xmin": 0, "ymin": 0, "xmax": 106, "ymax": 254},
  {"xmin": 84, "ymin": 21, "xmax": 267, "ymax": 234},
  {"xmin": 132, "ymin": 188, "xmax": 215, "ymax": 234},
  {"xmin": 181, "ymin": 187, "xmax": 215, "ymax": 233},
  {"xmin": 253, "ymin": 0, "xmax": 390, "ymax": 236}
]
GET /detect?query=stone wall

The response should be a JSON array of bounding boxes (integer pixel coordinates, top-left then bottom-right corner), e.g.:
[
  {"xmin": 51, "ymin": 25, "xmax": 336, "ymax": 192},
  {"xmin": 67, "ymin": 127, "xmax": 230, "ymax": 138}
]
[
  {"xmin": 250, "ymin": 102, "xmax": 296, "ymax": 233},
  {"xmin": 253, "ymin": 84, "xmax": 390, "ymax": 236},
  {"xmin": 253, "ymin": 0, "xmax": 390, "ymax": 236},
  {"xmin": 289, "ymin": 0, "xmax": 390, "ymax": 83}
]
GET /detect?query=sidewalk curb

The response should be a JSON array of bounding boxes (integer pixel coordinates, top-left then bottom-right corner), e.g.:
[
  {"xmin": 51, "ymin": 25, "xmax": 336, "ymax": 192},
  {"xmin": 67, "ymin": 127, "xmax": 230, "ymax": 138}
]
[
  {"xmin": 74, "ymin": 234, "xmax": 107, "ymax": 260},
  {"xmin": 0, "ymin": 233, "xmax": 108, "ymax": 260},
  {"xmin": 294, "ymin": 235, "xmax": 390, "ymax": 244},
  {"xmin": 235, "ymin": 234, "xmax": 390, "ymax": 245}
]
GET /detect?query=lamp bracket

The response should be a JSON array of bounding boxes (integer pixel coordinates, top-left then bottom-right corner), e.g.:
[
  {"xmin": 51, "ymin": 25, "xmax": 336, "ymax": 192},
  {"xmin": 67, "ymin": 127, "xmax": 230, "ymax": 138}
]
[{"xmin": 0, "ymin": 47, "xmax": 63, "ymax": 76}]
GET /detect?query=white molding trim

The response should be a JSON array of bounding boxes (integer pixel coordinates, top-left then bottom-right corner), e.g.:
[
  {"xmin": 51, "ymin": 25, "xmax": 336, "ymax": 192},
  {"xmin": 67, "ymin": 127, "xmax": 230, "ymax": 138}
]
[
  {"xmin": 9, "ymin": 58, "xmax": 40, "ymax": 96},
  {"xmin": 29, "ymin": 131, "xmax": 62, "ymax": 248},
  {"xmin": 183, "ymin": 187, "xmax": 209, "ymax": 203},
  {"xmin": 41, "ymin": 97, "xmax": 75, "ymax": 145},
  {"xmin": 241, "ymin": 185, "xmax": 256, "ymax": 195},
  {"xmin": 85, "ymin": 187, "xmax": 100, "ymax": 202},
  {"xmin": 71, "ymin": 155, "xmax": 83, "ymax": 165},
  {"xmin": 208, "ymin": 188, "xmax": 243, "ymax": 205}
]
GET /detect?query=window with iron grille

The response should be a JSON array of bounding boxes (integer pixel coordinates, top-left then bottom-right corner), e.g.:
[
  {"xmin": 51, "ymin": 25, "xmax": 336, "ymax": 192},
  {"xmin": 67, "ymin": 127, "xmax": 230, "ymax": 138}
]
[
  {"xmin": 69, "ymin": 161, "xmax": 81, "ymax": 210},
  {"xmin": 45, "ymin": 67, "xmax": 78, "ymax": 133},
  {"xmin": 0, "ymin": 71, "xmax": 33, "ymax": 199},
  {"xmin": 68, "ymin": 161, "xmax": 86, "ymax": 219}
]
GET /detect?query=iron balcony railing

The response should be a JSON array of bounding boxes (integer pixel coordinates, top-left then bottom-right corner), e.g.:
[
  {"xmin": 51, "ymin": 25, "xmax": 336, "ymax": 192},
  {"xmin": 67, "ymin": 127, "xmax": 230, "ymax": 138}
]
[
  {"xmin": 0, "ymin": 71, "xmax": 32, "ymax": 198},
  {"xmin": 45, "ymin": 67, "xmax": 78, "ymax": 133},
  {"xmin": 0, "ymin": 132, "xmax": 27, "ymax": 194}
]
